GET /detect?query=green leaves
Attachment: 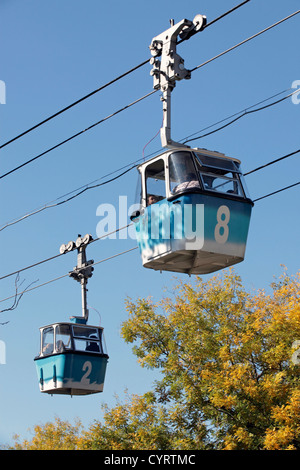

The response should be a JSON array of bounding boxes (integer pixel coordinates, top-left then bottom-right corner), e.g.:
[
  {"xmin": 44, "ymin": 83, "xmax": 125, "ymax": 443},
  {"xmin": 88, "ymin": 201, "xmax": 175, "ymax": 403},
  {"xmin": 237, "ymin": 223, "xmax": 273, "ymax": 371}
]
[
  {"xmin": 121, "ymin": 269, "xmax": 300, "ymax": 450},
  {"xmin": 12, "ymin": 269, "xmax": 300, "ymax": 450}
]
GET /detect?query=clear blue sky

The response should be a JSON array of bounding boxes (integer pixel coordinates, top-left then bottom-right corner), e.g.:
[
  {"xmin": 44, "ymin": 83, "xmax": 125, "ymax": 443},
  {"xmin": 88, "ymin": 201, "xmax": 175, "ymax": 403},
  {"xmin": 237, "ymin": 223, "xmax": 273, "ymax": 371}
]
[{"xmin": 0, "ymin": 0, "xmax": 299, "ymax": 445}]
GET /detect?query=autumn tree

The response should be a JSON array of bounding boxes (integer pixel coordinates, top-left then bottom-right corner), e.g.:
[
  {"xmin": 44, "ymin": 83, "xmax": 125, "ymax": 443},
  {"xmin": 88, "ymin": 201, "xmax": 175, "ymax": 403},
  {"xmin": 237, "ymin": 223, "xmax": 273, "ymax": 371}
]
[
  {"xmin": 12, "ymin": 269, "xmax": 300, "ymax": 450},
  {"xmin": 80, "ymin": 392, "xmax": 185, "ymax": 450},
  {"xmin": 121, "ymin": 269, "xmax": 300, "ymax": 450},
  {"xmin": 12, "ymin": 417, "xmax": 82, "ymax": 450}
]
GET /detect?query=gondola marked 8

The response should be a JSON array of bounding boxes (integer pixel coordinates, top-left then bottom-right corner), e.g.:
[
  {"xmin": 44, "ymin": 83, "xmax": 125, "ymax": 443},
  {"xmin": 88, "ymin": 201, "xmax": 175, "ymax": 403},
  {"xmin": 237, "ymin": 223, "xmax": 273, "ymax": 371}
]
[
  {"xmin": 215, "ymin": 205, "xmax": 230, "ymax": 244},
  {"xmin": 131, "ymin": 148, "xmax": 254, "ymax": 275}
]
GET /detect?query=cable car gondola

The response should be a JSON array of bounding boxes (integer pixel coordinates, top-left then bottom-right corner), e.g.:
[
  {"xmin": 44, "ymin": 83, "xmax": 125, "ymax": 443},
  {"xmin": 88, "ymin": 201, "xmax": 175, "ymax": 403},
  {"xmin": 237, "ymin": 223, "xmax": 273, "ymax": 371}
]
[
  {"xmin": 130, "ymin": 16, "xmax": 253, "ymax": 275},
  {"xmin": 34, "ymin": 234, "xmax": 109, "ymax": 396},
  {"xmin": 34, "ymin": 317, "xmax": 108, "ymax": 395},
  {"xmin": 131, "ymin": 147, "xmax": 253, "ymax": 275}
]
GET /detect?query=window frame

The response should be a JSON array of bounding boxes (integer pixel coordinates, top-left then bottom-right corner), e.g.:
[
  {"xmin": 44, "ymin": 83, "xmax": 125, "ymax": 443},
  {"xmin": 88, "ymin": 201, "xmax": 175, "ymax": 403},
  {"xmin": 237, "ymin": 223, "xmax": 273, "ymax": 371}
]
[
  {"xmin": 199, "ymin": 170, "xmax": 245, "ymax": 197},
  {"xmin": 55, "ymin": 324, "xmax": 73, "ymax": 353},
  {"xmin": 145, "ymin": 158, "xmax": 167, "ymax": 206},
  {"xmin": 41, "ymin": 326, "xmax": 54, "ymax": 356},
  {"xmin": 194, "ymin": 152, "xmax": 247, "ymax": 199},
  {"xmin": 168, "ymin": 151, "xmax": 201, "ymax": 195},
  {"xmin": 72, "ymin": 325, "xmax": 103, "ymax": 354}
]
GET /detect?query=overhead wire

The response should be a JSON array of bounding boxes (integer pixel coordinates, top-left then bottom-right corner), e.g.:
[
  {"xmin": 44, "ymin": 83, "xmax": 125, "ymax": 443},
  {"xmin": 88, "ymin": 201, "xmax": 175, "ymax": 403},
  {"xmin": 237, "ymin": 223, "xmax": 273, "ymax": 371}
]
[
  {"xmin": 246, "ymin": 149, "xmax": 300, "ymax": 202},
  {"xmin": 0, "ymin": 60, "xmax": 149, "ymax": 150},
  {"xmin": 190, "ymin": 9, "xmax": 300, "ymax": 73},
  {"xmin": 183, "ymin": 88, "xmax": 300, "ymax": 144},
  {"xmin": 0, "ymin": 246, "xmax": 138, "ymax": 304},
  {"xmin": 0, "ymin": 90, "xmax": 157, "ymax": 180},
  {"xmin": 0, "ymin": 164, "xmax": 138, "ymax": 233},
  {"xmin": 0, "ymin": 1, "xmax": 251, "ymax": 152},
  {"xmin": 0, "ymin": 223, "xmax": 133, "ymax": 282},
  {"xmin": 200, "ymin": 0, "xmax": 251, "ymax": 31},
  {"xmin": 176, "ymin": 0, "xmax": 252, "ymax": 45},
  {"xmin": 0, "ymin": 87, "xmax": 298, "ymax": 233},
  {"xmin": 180, "ymin": 88, "xmax": 292, "ymax": 144},
  {"xmin": 1, "ymin": 8, "xmax": 298, "ymax": 182},
  {"xmin": 253, "ymin": 181, "xmax": 300, "ymax": 202},
  {"xmin": 244, "ymin": 149, "xmax": 300, "ymax": 176},
  {"xmin": 0, "ymin": 169, "xmax": 299, "ymax": 305},
  {"xmin": 0, "ymin": 4, "xmax": 299, "ymax": 298},
  {"xmin": 0, "ymin": 144, "xmax": 299, "ymax": 285},
  {"xmin": 1, "ymin": 8, "xmax": 298, "ymax": 181}
]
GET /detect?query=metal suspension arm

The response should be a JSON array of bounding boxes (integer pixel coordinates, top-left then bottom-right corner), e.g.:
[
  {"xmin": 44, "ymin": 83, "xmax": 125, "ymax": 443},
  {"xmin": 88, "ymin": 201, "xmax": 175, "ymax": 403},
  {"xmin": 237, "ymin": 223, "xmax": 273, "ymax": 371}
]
[
  {"xmin": 60, "ymin": 234, "xmax": 94, "ymax": 322},
  {"xmin": 149, "ymin": 15, "xmax": 206, "ymax": 149}
]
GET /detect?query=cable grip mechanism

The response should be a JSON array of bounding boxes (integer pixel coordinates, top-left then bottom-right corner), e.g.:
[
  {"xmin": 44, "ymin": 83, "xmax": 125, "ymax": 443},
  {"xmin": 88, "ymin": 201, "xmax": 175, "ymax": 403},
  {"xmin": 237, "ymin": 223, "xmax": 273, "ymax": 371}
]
[{"xmin": 149, "ymin": 14, "xmax": 206, "ymax": 149}]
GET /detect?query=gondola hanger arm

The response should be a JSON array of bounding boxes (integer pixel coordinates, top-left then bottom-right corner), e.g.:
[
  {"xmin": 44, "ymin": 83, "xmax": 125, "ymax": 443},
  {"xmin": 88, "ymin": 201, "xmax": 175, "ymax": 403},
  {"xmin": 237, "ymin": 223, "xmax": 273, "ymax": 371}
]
[{"xmin": 149, "ymin": 15, "xmax": 206, "ymax": 149}]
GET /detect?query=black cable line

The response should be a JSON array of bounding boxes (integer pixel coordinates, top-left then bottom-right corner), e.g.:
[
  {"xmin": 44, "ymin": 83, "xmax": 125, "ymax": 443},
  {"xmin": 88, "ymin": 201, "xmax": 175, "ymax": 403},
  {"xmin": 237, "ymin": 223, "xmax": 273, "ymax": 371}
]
[
  {"xmin": 0, "ymin": 89, "xmax": 297, "ymax": 233},
  {"xmin": 0, "ymin": 162, "xmax": 139, "ymax": 232},
  {"xmin": 0, "ymin": 1, "xmax": 250, "ymax": 152},
  {"xmin": 1, "ymin": 4, "xmax": 299, "ymax": 304},
  {"xmin": 1, "ymin": 171, "xmax": 299, "ymax": 304},
  {"xmin": 253, "ymin": 181, "xmax": 300, "ymax": 202},
  {"xmin": 177, "ymin": 0, "xmax": 251, "ymax": 45},
  {"xmin": 181, "ymin": 89, "xmax": 291, "ymax": 144},
  {"xmin": 51, "ymin": 164, "xmax": 137, "ymax": 207},
  {"xmin": 0, "ymin": 222, "xmax": 133, "ymax": 282},
  {"xmin": 0, "ymin": 252, "xmax": 62, "ymax": 283},
  {"xmin": 0, "ymin": 90, "xmax": 157, "ymax": 180},
  {"xmin": 204, "ymin": 0, "xmax": 251, "ymax": 30},
  {"xmin": 190, "ymin": 9, "xmax": 300, "ymax": 73},
  {"xmin": 0, "ymin": 155, "xmax": 299, "ymax": 284},
  {"xmin": 2, "ymin": 8, "xmax": 297, "ymax": 182},
  {"xmin": 0, "ymin": 60, "xmax": 149, "ymax": 150},
  {"xmin": 0, "ymin": 167, "xmax": 137, "ymax": 280},
  {"xmin": 0, "ymin": 246, "xmax": 138, "ymax": 305},
  {"xmin": 244, "ymin": 149, "xmax": 300, "ymax": 176},
  {"xmin": 183, "ymin": 89, "xmax": 299, "ymax": 144}
]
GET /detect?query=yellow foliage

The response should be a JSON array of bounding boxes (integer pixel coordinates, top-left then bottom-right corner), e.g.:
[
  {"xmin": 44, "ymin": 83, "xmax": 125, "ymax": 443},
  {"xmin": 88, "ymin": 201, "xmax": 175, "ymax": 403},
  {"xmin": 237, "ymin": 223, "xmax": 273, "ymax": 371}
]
[{"xmin": 11, "ymin": 269, "xmax": 300, "ymax": 450}]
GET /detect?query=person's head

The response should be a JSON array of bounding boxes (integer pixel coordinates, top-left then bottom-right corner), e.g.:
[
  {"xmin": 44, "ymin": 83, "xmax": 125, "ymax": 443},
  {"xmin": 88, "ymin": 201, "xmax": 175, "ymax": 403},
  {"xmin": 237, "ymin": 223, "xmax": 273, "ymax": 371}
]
[{"xmin": 147, "ymin": 195, "xmax": 158, "ymax": 205}]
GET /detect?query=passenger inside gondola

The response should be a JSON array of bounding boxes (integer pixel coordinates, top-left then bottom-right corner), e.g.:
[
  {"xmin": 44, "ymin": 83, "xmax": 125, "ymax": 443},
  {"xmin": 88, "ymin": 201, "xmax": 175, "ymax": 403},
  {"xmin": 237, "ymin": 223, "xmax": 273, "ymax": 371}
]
[
  {"xmin": 169, "ymin": 151, "xmax": 200, "ymax": 194},
  {"xmin": 173, "ymin": 171, "xmax": 200, "ymax": 193},
  {"xmin": 42, "ymin": 327, "xmax": 54, "ymax": 355},
  {"xmin": 147, "ymin": 194, "xmax": 159, "ymax": 205},
  {"xmin": 145, "ymin": 159, "xmax": 166, "ymax": 206},
  {"xmin": 56, "ymin": 324, "xmax": 72, "ymax": 352},
  {"xmin": 86, "ymin": 335, "xmax": 100, "ymax": 352}
]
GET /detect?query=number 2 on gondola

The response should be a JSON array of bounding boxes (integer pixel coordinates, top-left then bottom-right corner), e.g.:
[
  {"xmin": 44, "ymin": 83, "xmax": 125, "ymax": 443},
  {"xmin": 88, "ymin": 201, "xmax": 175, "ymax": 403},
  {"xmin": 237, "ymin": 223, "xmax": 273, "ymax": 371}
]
[{"xmin": 82, "ymin": 361, "xmax": 92, "ymax": 382}]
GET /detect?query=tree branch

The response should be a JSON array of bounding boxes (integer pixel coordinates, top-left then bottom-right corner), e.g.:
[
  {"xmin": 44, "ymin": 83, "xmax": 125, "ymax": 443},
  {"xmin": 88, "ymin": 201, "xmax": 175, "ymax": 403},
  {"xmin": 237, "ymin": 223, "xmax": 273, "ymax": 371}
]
[{"xmin": 0, "ymin": 273, "xmax": 38, "ymax": 322}]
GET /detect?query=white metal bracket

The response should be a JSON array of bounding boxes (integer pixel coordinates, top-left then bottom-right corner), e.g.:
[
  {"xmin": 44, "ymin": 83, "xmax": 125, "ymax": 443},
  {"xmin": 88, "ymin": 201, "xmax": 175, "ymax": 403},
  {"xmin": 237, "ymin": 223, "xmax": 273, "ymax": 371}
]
[
  {"xmin": 60, "ymin": 234, "xmax": 94, "ymax": 322},
  {"xmin": 149, "ymin": 15, "xmax": 206, "ymax": 149}
]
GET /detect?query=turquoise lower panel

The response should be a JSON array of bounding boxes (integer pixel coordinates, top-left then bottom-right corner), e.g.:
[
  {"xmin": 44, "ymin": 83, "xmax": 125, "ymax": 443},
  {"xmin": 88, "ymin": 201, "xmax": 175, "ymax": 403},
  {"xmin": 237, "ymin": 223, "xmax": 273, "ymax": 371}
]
[
  {"xmin": 136, "ymin": 194, "xmax": 251, "ymax": 247},
  {"xmin": 133, "ymin": 193, "xmax": 252, "ymax": 274},
  {"xmin": 35, "ymin": 352, "xmax": 108, "ymax": 395}
]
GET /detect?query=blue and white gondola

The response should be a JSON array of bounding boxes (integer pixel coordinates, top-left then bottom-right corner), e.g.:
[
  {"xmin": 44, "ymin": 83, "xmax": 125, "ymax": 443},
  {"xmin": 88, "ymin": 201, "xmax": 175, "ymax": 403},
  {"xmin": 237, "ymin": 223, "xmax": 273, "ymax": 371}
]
[
  {"xmin": 34, "ymin": 317, "xmax": 108, "ymax": 396},
  {"xmin": 131, "ymin": 147, "xmax": 253, "ymax": 275}
]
